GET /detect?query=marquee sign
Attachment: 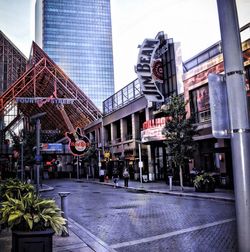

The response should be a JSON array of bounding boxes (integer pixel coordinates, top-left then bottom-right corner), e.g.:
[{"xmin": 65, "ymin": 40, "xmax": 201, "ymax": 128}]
[
  {"xmin": 141, "ymin": 116, "xmax": 171, "ymax": 143},
  {"xmin": 41, "ymin": 143, "xmax": 63, "ymax": 152},
  {"xmin": 15, "ymin": 97, "xmax": 75, "ymax": 107},
  {"xmin": 136, "ymin": 39, "xmax": 164, "ymax": 102}
]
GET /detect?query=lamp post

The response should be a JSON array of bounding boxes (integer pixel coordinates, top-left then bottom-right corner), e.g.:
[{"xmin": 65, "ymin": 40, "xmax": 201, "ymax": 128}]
[
  {"xmin": 98, "ymin": 148, "xmax": 101, "ymax": 173},
  {"xmin": 135, "ymin": 140, "xmax": 143, "ymax": 187},
  {"xmin": 30, "ymin": 112, "xmax": 46, "ymax": 195},
  {"xmin": 20, "ymin": 142, "xmax": 24, "ymax": 182},
  {"xmin": 217, "ymin": 1, "xmax": 250, "ymax": 250},
  {"xmin": 138, "ymin": 143, "xmax": 143, "ymax": 186},
  {"xmin": 76, "ymin": 156, "xmax": 79, "ymax": 179}
]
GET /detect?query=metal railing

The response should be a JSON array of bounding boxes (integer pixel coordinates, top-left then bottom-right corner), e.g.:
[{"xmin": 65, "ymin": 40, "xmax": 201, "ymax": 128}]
[{"xmin": 103, "ymin": 79, "xmax": 143, "ymax": 115}]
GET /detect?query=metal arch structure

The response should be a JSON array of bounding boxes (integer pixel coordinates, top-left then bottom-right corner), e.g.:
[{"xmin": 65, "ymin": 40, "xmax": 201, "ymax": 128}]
[
  {"xmin": 0, "ymin": 42, "xmax": 102, "ymax": 134},
  {"xmin": 0, "ymin": 31, "xmax": 27, "ymax": 95}
]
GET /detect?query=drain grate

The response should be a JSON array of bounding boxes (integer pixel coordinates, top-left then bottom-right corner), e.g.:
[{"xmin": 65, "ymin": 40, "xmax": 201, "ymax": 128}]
[{"xmin": 110, "ymin": 205, "xmax": 139, "ymax": 209}]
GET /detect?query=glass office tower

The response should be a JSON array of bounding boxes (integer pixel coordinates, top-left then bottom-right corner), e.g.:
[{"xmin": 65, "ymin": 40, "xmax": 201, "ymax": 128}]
[{"xmin": 35, "ymin": 0, "xmax": 115, "ymax": 110}]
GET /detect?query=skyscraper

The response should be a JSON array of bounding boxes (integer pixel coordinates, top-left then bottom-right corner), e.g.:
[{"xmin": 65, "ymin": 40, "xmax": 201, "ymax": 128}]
[{"xmin": 35, "ymin": 0, "xmax": 115, "ymax": 110}]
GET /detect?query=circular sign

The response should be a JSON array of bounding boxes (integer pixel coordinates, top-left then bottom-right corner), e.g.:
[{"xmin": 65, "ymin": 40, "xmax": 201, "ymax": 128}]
[
  {"xmin": 75, "ymin": 140, "xmax": 87, "ymax": 152},
  {"xmin": 152, "ymin": 59, "xmax": 163, "ymax": 82}
]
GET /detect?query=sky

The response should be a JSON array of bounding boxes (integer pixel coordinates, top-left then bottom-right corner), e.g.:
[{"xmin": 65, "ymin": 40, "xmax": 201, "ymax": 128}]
[{"xmin": 0, "ymin": 0, "xmax": 249, "ymax": 91}]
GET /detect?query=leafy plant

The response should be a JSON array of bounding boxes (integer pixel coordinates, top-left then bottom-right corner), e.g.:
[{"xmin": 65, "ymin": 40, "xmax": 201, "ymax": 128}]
[
  {"xmin": 0, "ymin": 178, "xmax": 34, "ymax": 201},
  {"xmin": 193, "ymin": 173, "xmax": 215, "ymax": 192},
  {"xmin": 161, "ymin": 95, "xmax": 197, "ymax": 190},
  {"xmin": 0, "ymin": 180, "xmax": 67, "ymax": 235}
]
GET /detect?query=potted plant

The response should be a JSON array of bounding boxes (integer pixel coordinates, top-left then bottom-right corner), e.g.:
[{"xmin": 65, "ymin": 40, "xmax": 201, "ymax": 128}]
[
  {"xmin": 0, "ymin": 178, "xmax": 34, "ymax": 201},
  {"xmin": 193, "ymin": 173, "xmax": 215, "ymax": 192},
  {"xmin": 0, "ymin": 180, "xmax": 67, "ymax": 252}
]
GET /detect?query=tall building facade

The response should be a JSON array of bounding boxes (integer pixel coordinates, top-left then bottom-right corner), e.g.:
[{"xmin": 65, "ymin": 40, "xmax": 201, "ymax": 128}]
[{"xmin": 35, "ymin": 0, "xmax": 115, "ymax": 110}]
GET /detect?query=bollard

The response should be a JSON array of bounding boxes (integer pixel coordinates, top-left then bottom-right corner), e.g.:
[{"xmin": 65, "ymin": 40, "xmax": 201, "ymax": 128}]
[
  {"xmin": 168, "ymin": 176, "xmax": 173, "ymax": 191},
  {"xmin": 58, "ymin": 192, "xmax": 70, "ymax": 237}
]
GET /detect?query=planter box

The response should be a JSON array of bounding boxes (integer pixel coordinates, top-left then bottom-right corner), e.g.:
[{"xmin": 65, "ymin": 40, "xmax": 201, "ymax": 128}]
[
  {"xmin": 12, "ymin": 229, "xmax": 54, "ymax": 252},
  {"xmin": 195, "ymin": 183, "xmax": 215, "ymax": 193}
]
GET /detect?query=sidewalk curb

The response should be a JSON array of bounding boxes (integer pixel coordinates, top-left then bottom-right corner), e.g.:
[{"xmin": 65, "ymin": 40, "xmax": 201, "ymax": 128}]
[
  {"xmin": 39, "ymin": 184, "xmax": 54, "ymax": 192},
  {"xmin": 84, "ymin": 180, "xmax": 235, "ymax": 202}
]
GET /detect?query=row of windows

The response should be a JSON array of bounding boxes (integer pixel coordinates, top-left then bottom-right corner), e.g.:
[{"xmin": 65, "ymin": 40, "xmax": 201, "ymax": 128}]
[
  {"xmin": 43, "ymin": 31, "xmax": 112, "ymax": 39},
  {"xmin": 43, "ymin": 36, "xmax": 112, "ymax": 45},
  {"xmin": 74, "ymin": 77, "xmax": 114, "ymax": 83},
  {"xmin": 43, "ymin": 31, "xmax": 112, "ymax": 40},
  {"xmin": 80, "ymin": 86, "xmax": 114, "ymax": 92},
  {"xmin": 44, "ymin": 25, "xmax": 111, "ymax": 34},
  {"xmin": 52, "ymin": 62, "xmax": 114, "ymax": 71},
  {"xmin": 47, "ymin": 42, "xmax": 112, "ymax": 52},
  {"xmin": 68, "ymin": 74, "xmax": 114, "ymax": 80},
  {"xmin": 45, "ymin": 3, "xmax": 110, "ymax": 14},
  {"xmin": 46, "ymin": 52, "xmax": 113, "ymax": 61},
  {"xmin": 45, "ymin": 1, "xmax": 110, "ymax": 8},
  {"xmin": 44, "ymin": 27, "xmax": 111, "ymax": 35},
  {"xmin": 44, "ymin": 40, "xmax": 112, "ymax": 47},
  {"xmin": 46, "ymin": 52, "xmax": 114, "ymax": 61},
  {"xmin": 45, "ymin": 12, "xmax": 110, "ymax": 21},
  {"xmin": 70, "ymin": 71, "xmax": 114, "ymax": 77},
  {"xmin": 43, "ymin": 18, "xmax": 111, "ymax": 25},
  {"xmin": 44, "ymin": 11, "xmax": 111, "ymax": 20},
  {"xmin": 87, "ymin": 89, "xmax": 114, "ymax": 95}
]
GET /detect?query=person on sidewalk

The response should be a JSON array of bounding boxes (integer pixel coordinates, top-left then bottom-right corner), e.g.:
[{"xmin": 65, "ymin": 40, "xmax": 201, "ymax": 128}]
[
  {"xmin": 112, "ymin": 168, "xmax": 119, "ymax": 188},
  {"xmin": 123, "ymin": 168, "xmax": 130, "ymax": 187}
]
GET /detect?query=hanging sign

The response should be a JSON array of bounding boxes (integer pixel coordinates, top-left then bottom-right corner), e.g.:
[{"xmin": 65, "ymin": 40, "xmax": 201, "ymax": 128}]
[
  {"xmin": 136, "ymin": 39, "xmax": 164, "ymax": 102},
  {"xmin": 66, "ymin": 127, "xmax": 90, "ymax": 156}
]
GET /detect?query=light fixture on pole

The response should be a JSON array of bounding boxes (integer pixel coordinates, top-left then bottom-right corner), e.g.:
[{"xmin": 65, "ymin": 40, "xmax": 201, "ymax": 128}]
[{"xmin": 138, "ymin": 143, "xmax": 143, "ymax": 186}]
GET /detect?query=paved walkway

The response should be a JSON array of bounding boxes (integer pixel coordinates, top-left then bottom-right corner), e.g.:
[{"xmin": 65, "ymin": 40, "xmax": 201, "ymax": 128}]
[
  {"xmin": 0, "ymin": 179, "xmax": 235, "ymax": 252},
  {"xmin": 84, "ymin": 178, "xmax": 235, "ymax": 202}
]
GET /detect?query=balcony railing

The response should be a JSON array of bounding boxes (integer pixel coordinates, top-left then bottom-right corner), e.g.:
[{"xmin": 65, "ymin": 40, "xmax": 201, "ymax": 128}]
[{"xmin": 103, "ymin": 79, "xmax": 143, "ymax": 115}]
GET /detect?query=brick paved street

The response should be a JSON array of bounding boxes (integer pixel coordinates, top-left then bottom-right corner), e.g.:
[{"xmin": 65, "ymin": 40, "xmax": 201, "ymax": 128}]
[{"xmin": 41, "ymin": 179, "xmax": 237, "ymax": 252}]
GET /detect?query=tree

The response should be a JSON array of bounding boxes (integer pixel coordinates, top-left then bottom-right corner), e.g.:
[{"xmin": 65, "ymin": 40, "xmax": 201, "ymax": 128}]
[
  {"xmin": 81, "ymin": 144, "xmax": 98, "ymax": 177},
  {"xmin": 161, "ymin": 95, "xmax": 197, "ymax": 190}
]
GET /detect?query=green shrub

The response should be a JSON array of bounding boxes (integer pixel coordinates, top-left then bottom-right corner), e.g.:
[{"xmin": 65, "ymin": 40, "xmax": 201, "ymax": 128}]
[
  {"xmin": 193, "ymin": 173, "xmax": 215, "ymax": 192},
  {"xmin": 0, "ymin": 180, "xmax": 67, "ymax": 235},
  {"xmin": 0, "ymin": 179, "xmax": 34, "ymax": 201}
]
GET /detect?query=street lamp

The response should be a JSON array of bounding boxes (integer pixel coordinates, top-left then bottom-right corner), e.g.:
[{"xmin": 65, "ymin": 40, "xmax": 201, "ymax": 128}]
[
  {"xmin": 135, "ymin": 139, "xmax": 143, "ymax": 187},
  {"xmin": 20, "ymin": 141, "xmax": 24, "ymax": 182},
  {"xmin": 30, "ymin": 112, "xmax": 46, "ymax": 195}
]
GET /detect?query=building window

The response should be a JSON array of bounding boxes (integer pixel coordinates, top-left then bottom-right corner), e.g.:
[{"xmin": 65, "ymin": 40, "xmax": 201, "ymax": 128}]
[{"xmin": 190, "ymin": 84, "xmax": 211, "ymax": 124}]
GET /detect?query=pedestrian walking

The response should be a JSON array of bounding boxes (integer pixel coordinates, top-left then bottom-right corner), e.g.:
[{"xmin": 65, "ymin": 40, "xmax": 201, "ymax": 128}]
[
  {"xmin": 123, "ymin": 168, "xmax": 130, "ymax": 187},
  {"xmin": 112, "ymin": 168, "xmax": 119, "ymax": 188}
]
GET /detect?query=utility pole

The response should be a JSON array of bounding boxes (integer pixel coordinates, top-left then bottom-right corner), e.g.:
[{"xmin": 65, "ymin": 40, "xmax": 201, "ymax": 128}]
[
  {"xmin": 217, "ymin": 0, "xmax": 250, "ymax": 251},
  {"xmin": 20, "ymin": 142, "xmax": 24, "ymax": 182},
  {"xmin": 35, "ymin": 118, "xmax": 41, "ymax": 195}
]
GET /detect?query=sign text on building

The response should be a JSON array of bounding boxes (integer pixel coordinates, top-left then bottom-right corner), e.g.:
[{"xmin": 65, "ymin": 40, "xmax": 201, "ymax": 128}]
[
  {"xmin": 136, "ymin": 39, "xmax": 164, "ymax": 102},
  {"xmin": 16, "ymin": 97, "xmax": 75, "ymax": 107}
]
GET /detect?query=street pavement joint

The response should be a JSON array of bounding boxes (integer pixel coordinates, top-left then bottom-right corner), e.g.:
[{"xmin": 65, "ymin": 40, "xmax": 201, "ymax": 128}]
[
  {"xmin": 110, "ymin": 218, "xmax": 236, "ymax": 249},
  {"xmin": 69, "ymin": 217, "xmax": 117, "ymax": 252}
]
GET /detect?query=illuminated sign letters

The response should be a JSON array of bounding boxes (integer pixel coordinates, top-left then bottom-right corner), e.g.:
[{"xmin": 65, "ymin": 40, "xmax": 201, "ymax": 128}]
[
  {"xmin": 16, "ymin": 97, "xmax": 75, "ymax": 106},
  {"xmin": 136, "ymin": 39, "xmax": 164, "ymax": 102},
  {"xmin": 66, "ymin": 127, "xmax": 90, "ymax": 156}
]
